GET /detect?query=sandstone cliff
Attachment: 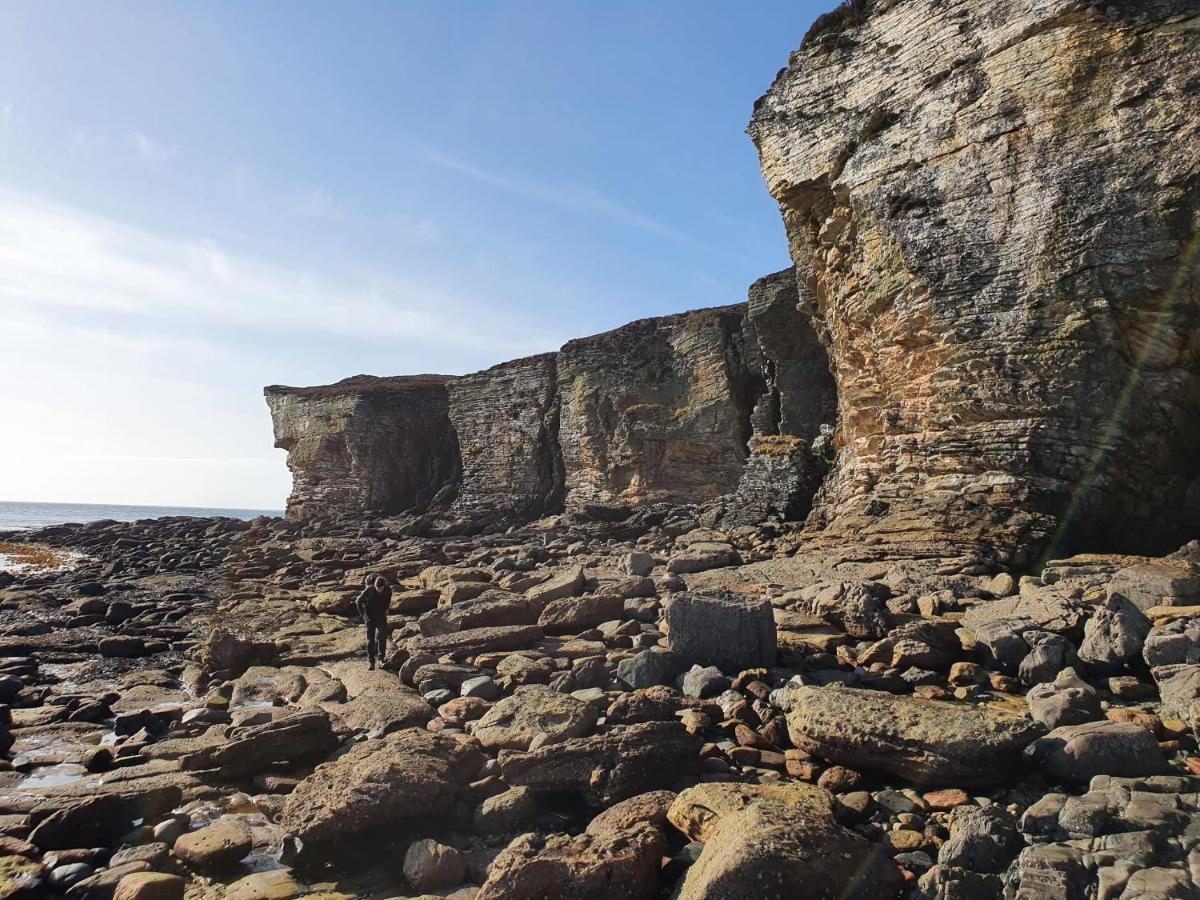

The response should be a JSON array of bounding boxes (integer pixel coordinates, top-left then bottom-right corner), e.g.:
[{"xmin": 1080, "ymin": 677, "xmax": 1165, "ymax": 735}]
[
  {"xmin": 447, "ymin": 353, "xmax": 563, "ymax": 520},
  {"xmin": 267, "ymin": 290, "xmax": 836, "ymax": 523},
  {"xmin": 265, "ymin": 375, "xmax": 459, "ymax": 520},
  {"xmin": 750, "ymin": 0, "xmax": 1200, "ymax": 564}
]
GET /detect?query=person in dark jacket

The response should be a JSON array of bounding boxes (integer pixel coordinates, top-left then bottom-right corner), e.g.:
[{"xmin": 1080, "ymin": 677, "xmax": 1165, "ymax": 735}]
[{"xmin": 355, "ymin": 575, "xmax": 392, "ymax": 669}]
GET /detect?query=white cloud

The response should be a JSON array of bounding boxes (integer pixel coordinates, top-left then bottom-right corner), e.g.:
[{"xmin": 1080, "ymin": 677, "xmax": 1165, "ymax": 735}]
[
  {"xmin": 0, "ymin": 187, "xmax": 556, "ymax": 357},
  {"xmin": 130, "ymin": 130, "xmax": 178, "ymax": 165}
]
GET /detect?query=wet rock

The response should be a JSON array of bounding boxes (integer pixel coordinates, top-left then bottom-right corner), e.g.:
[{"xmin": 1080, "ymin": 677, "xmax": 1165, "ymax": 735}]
[
  {"xmin": 472, "ymin": 685, "xmax": 598, "ymax": 751},
  {"xmin": 498, "ymin": 720, "xmax": 702, "ymax": 805},
  {"xmin": 667, "ymin": 782, "xmax": 903, "ymax": 899},
  {"xmin": 781, "ymin": 685, "xmax": 1041, "ymax": 787},
  {"xmin": 173, "ymin": 819, "xmax": 252, "ymax": 872},
  {"xmin": 665, "ymin": 590, "xmax": 776, "ymax": 673}
]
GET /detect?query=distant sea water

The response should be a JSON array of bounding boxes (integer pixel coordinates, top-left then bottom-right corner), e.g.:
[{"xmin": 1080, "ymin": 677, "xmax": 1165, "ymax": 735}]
[{"xmin": 0, "ymin": 500, "xmax": 283, "ymax": 532}]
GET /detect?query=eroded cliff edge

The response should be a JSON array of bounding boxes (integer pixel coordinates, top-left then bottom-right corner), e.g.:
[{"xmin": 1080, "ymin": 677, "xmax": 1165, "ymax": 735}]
[
  {"xmin": 750, "ymin": 0, "xmax": 1200, "ymax": 564},
  {"xmin": 266, "ymin": 283, "xmax": 836, "ymax": 525}
]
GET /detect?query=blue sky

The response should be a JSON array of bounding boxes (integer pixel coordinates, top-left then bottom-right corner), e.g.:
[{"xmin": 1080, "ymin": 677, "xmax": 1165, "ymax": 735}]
[{"xmin": 0, "ymin": 1, "xmax": 829, "ymax": 509}]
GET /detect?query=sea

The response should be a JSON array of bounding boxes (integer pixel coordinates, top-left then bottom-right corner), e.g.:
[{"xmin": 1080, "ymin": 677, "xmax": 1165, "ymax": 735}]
[{"xmin": 0, "ymin": 500, "xmax": 283, "ymax": 532}]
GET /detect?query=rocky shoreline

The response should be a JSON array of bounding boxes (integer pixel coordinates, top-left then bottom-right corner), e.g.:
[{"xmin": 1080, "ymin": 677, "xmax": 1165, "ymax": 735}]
[
  {"xmin": 3, "ymin": 0, "xmax": 1198, "ymax": 897},
  {"xmin": 1, "ymin": 512, "xmax": 1200, "ymax": 898}
]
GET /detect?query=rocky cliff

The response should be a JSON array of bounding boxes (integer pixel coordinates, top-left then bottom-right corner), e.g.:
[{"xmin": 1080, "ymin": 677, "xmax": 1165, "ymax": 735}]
[
  {"xmin": 265, "ymin": 376, "xmax": 459, "ymax": 520},
  {"xmin": 447, "ymin": 353, "xmax": 563, "ymax": 521},
  {"xmin": 749, "ymin": 0, "xmax": 1200, "ymax": 564},
  {"xmin": 267, "ymin": 290, "xmax": 837, "ymax": 523}
]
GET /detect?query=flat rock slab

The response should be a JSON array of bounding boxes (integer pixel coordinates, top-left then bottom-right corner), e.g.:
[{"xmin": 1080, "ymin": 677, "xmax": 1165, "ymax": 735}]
[
  {"xmin": 782, "ymin": 685, "xmax": 1042, "ymax": 788},
  {"xmin": 1026, "ymin": 720, "xmax": 1172, "ymax": 783},
  {"xmin": 179, "ymin": 710, "xmax": 337, "ymax": 779},
  {"xmin": 472, "ymin": 685, "xmax": 598, "ymax": 751},
  {"xmin": 408, "ymin": 625, "xmax": 544, "ymax": 658}
]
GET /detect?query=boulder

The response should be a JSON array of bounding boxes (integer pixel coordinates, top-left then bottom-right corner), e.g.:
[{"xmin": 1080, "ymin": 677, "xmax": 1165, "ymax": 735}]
[
  {"xmin": 279, "ymin": 728, "xmax": 485, "ymax": 855},
  {"xmin": 538, "ymin": 594, "xmax": 625, "ymax": 634},
  {"xmin": 197, "ymin": 628, "xmax": 276, "ymax": 676},
  {"xmin": 173, "ymin": 819, "xmax": 252, "ymax": 872},
  {"xmin": 1108, "ymin": 560, "xmax": 1200, "ymax": 611},
  {"xmin": 526, "ymin": 567, "xmax": 586, "ymax": 607},
  {"xmin": 1144, "ymin": 617, "xmax": 1200, "ymax": 667},
  {"xmin": 498, "ymin": 721, "xmax": 702, "ymax": 805},
  {"xmin": 1151, "ymin": 664, "xmax": 1200, "ymax": 724},
  {"xmin": 113, "ymin": 873, "xmax": 186, "ymax": 900},
  {"xmin": 1027, "ymin": 668, "xmax": 1101, "ymax": 730},
  {"xmin": 472, "ymin": 685, "xmax": 598, "ymax": 751},
  {"xmin": 782, "ymin": 685, "xmax": 1041, "ymax": 787},
  {"xmin": 1026, "ymin": 721, "xmax": 1172, "ymax": 782},
  {"xmin": 403, "ymin": 839, "xmax": 466, "ymax": 894},
  {"xmin": 665, "ymin": 591, "xmax": 776, "ymax": 673},
  {"xmin": 667, "ymin": 782, "xmax": 903, "ymax": 899},
  {"xmin": 1077, "ymin": 595, "xmax": 1151, "ymax": 676},
  {"xmin": 476, "ymin": 824, "xmax": 664, "ymax": 900},
  {"xmin": 418, "ymin": 591, "xmax": 534, "ymax": 636},
  {"xmin": 616, "ymin": 648, "xmax": 682, "ymax": 689},
  {"xmin": 619, "ymin": 552, "xmax": 655, "ymax": 577}
]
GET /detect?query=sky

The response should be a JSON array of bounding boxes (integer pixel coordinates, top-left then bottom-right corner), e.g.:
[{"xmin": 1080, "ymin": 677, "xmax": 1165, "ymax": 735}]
[{"xmin": 0, "ymin": 1, "xmax": 829, "ymax": 511}]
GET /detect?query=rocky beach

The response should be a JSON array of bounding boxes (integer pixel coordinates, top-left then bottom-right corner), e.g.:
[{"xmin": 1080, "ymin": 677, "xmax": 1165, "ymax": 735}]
[{"xmin": 2, "ymin": 1, "xmax": 1199, "ymax": 899}]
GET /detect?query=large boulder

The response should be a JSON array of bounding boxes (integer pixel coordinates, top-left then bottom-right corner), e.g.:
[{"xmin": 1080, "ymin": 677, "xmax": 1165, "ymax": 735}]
[
  {"xmin": 1025, "ymin": 721, "xmax": 1172, "ymax": 782},
  {"xmin": 418, "ymin": 590, "xmax": 535, "ymax": 636},
  {"xmin": 665, "ymin": 590, "xmax": 776, "ymax": 673},
  {"xmin": 498, "ymin": 721, "xmax": 702, "ymax": 805},
  {"xmin": 1144, "ymin": 617, "xmax": 1200, "ymax": 667},
  {"xmin": 1077, "ymin": 595, "xmax": 1150, "ymax": 676},
  {"xmin": 278, "ymin": 728, "xmax": 485, "ymax": 856},
  {"xmin": 782, "ymin": 685, "xmax": 1041, "ymax": 787},
  {"xmin": 667, "ymin": 782, "xmax": 903, "ymax": 899},
  {"xmin": 472, "ymin": 685, "xmax": 599, "ymax": 751},
  {"xmin": 1108, "ymin": 560, "xmax": 1200, "ymax": 611},
  {"xmin": 179, "ymin": 710, "xmax": 338, "ymax": 778},
  {"xmin": 476, "ymin": 824, "xmax": 664, "ymax": 900}
]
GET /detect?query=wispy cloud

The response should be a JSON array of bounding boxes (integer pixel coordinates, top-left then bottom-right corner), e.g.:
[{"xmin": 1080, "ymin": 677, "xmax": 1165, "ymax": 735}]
[
  {"xmin": 130, "ymin": 130, "xmax": 177, "ymax": 165},
  {"xmin": 414, "ymin": 144, "xmax": 701, "ymax": 246},
  {"xmin": 0, "ymin": 187, "xmax": 556, "ymax": 358}
]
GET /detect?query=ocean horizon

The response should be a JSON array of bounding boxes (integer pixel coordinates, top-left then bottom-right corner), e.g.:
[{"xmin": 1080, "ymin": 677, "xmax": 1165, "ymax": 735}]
[{"xmin": 0, "ymin": 499, "xmax": 283, "ymax": 532}]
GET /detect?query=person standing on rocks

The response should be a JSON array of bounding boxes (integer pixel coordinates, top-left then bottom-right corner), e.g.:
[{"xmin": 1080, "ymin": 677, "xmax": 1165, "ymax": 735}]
[{"xmin": 355, "ymin": 575, "xmax": 392, "ymax": 670}]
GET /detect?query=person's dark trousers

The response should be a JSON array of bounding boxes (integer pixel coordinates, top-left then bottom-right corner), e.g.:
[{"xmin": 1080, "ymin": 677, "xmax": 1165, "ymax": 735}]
[{"xmin": 365, "ymin": 619, "xmax": 388, "ymax": 665}]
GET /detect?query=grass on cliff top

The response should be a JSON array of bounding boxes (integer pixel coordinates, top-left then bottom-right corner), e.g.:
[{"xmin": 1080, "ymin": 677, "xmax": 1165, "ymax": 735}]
[{"xmin": 0, "ymin": 541, "xmax": 71, "ymax": 572}]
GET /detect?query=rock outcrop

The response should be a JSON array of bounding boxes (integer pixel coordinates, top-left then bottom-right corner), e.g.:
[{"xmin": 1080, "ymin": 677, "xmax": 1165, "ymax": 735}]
[
  {"xmin": 556, "ymin": 305, "xmax": 762, "ymax": 509},
  {"xmin": 749, "ymin": 0, "xmax": 1200, "ymax": 563},
  {"xmin": 268, "ymin": 294, "xmax": 836, "ymax": 524},
  {"xmin": 448, "ymin": 353, "xmax": 563, "ymax": 520},
  {"xmin": 265, "ymin": 375, "xmax": 458, "ymax": 520}
]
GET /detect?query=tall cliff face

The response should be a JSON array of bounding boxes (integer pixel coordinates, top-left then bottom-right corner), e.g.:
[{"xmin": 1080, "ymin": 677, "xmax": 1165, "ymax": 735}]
[
  {"xmin": 556, "ymin": 305, "xmax": 762, "ymax": 509},
  {"xmin": 265, "ymin": 376, "xmax": 459, "ymax": 520},
  {"xmin": 447, "ymin": 353, "xmax": 563, "ymax": 520},
  {"xmin": 750, "ymin": 0, "xmax": 1200, "ymax": 563},
  {"xmin": 267, "ymin": 295, "xmax": 838, "ymax": 523}
]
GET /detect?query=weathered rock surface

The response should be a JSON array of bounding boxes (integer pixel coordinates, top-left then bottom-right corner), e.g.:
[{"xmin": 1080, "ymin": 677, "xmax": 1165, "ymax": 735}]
[
  {"xmin": 749, "ymin": 0, "xmax": 1200, "ymax": 562},
  {"xmin": 265, "ymin": 375, "xmax": 458, "ymax": 519},
  {"xmin": 278, "ymin": 728, "xmax": 484, "ymax": 853},
  {"xmin": 668, "ymin": 782, "xmax": 903, "ymax": 899},
  {"xmin": 448, "ymin": 353, "xmax": 563, "ymax": 520},
  {"xmin": 782, "ymin": 685, "xmax": 1041, "ymax": 787}
]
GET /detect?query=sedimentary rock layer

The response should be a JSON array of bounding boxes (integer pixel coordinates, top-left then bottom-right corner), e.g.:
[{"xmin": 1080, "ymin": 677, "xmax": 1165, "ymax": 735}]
[
  {"xmin": 265, "ymin": 375, "xmax": 458, "ymax": 519},
  {"xmin": 556, "ymin": 305, "xmax": 764, "ymax": 509},
  {"xmin": 268, "ymin": 296, "xmax": 836, "ymax": 523},
  {"xmin": 750, "ymin": 0, "xmax": 1200, "ymax": 563},
  {"xmin": 447, "ymin": 353, "xmax": 563, "ymax": 520}
]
